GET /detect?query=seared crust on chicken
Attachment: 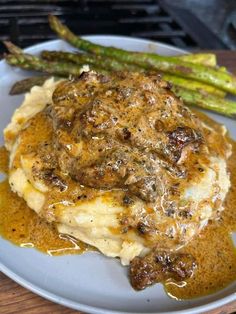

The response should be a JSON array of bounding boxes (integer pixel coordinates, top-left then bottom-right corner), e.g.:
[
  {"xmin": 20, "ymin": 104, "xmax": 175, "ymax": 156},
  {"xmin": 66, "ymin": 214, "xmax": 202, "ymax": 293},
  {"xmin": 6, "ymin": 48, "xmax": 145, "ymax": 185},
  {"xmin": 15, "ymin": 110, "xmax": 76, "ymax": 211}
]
[
  {"xmin": 130, "ymin": 249, "xmax": 196, "ymax": 290},
  {"xmin": 52, "ymin": 71, "xmax": 205, "ymax": 202}
]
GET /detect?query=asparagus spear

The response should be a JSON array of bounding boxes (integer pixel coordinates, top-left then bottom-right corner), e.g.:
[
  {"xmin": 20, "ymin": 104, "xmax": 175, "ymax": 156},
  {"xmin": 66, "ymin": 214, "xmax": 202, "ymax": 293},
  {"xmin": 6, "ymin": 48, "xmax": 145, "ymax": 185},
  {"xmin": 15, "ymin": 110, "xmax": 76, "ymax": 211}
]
[
  {"xmin": 4, "ymin": 41, "xmax": 226, "ymax": 97},
  {"xmin": 48, "ymin": 15, "xmax": 236, "ymax": 95},
  {"xmin": 10, "ymin": 76, "xmax": 50, "ymax": 95},
  {"xmin": 173, "ymin": 86, "xmax": 236, "ymax": 118},
  {"xmin": 5, "ymin": 51, "xmax": 236, "ymax": 118},
  {"xmin": 179, "ymin": 53, "xmax": 227, "ymax": 72},
  {"xmin": 5, "ymin": 53, "xmax": 106, "ymax": 77},
  {"xmin": 3, "ymin": 41, "xmax": 234, "ymax": 115},
  {"xmin": 163, "ymin": 74, "xmax": 225, "ymax": 97},
  {"xmin": 42, "ymin": 50, "xmax": 217, "ymax": 67},
  {"xmin": 178, "ymin": 53, "xmax": 216, "ymax": 67},
  {"xmin": 41, "ymin": 50, "xmax": 139, "ymax": 72},
  {"xmin": 41, "ymin": 50, "xmax": 225, "ymax": 97},
  {"xmin": 4, "ymin": 41, "xmax": 22, "ymax": 54}
]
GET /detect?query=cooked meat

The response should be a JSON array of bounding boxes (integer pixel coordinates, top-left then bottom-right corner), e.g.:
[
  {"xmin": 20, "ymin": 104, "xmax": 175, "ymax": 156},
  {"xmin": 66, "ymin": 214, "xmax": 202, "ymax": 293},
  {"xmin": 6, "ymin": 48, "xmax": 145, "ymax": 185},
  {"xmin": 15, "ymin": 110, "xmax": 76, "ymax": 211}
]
[
  {"xmin": 130, "ymin": 249, "xmax": 196, "ymax": 290},
  {"xmin": 5, "ymin": 74, "xmax": 231, "ymax": 268},
  {"xmin": 167, "ymin": 126, "xmax": 203, "ymax": 162},
  {"xmin": 52, "ymin": 71, "xmax": 204, "ymax": 202}
]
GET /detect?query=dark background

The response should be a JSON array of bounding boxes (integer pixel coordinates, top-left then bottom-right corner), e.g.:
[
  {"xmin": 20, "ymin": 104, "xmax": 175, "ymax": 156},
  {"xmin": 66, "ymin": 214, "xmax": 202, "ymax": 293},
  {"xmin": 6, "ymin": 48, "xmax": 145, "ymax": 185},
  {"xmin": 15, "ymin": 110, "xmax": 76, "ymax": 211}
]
[
  {"xmin": 166, "ymin": 0, "xmax": 236, "ymax": 49},
  {"xmin": 0, "ymin": 0, "xmax": 235, "ymax": 53}
]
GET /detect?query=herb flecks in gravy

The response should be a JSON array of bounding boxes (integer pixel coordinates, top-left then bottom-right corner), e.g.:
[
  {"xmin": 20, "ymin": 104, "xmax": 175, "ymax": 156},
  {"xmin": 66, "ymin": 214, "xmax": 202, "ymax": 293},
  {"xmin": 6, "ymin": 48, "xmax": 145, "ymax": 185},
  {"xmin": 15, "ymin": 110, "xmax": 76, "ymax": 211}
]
[
  {"xmin": 164, "ymin": 114, "xmax": 236, "ymax": 299},
  {"xmin": 0, "ymin": 147, "xmax": 90, "ymax": 255},
  {"xmin": 0, "ymin": 112, "xmax": 236, "ymax": 299}
]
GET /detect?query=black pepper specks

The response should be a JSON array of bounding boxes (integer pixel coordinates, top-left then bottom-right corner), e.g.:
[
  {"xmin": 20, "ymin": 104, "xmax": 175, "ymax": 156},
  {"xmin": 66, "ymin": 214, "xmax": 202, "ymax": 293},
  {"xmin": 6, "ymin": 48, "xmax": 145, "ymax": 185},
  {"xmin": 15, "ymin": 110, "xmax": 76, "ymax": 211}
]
[
  {"xmin": 122, "ymin": 128, "xmax": 131, "ymax": 140},
  {"xmin": 123, "ymin": 195, "xmax": 134, "ymax": 205}
]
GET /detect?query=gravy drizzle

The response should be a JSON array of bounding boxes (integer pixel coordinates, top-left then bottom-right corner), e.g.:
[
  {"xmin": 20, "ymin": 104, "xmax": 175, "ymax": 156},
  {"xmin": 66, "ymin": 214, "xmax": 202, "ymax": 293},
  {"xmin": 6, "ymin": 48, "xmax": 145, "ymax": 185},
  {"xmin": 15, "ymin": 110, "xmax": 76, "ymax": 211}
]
[
  {"xmin": 0, "ymin": 112, "xmax": 235, "ymax": 299},
  {"xmin": 0, "ymin": 147, "xmax": 89, "ymax": 256},
  {"xmin": 164, "ymin": 113, "xmax": 236, "ymax": 299}
]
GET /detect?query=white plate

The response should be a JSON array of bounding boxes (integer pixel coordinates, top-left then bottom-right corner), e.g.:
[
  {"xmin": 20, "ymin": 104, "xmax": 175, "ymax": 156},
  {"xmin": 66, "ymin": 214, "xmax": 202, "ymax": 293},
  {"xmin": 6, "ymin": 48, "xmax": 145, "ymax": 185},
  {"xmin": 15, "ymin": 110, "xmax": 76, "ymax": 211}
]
[{"xmin": 0, "ymin": 36, "xmax": 235, "ymax": 314}]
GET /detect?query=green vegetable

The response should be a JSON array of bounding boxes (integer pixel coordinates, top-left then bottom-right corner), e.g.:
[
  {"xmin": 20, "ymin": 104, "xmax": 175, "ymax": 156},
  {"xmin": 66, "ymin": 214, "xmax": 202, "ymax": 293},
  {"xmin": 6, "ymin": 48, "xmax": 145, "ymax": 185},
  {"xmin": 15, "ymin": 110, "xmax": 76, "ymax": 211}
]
[
  {"xmin": 5, "ymin": 53, "xmax": 106, "ymax": 77},
  {"xmin": 178, "ymin": 53, "xmax": 216, "ymax": 67},
  {"xmin": 9, "ymin": 76, "xmax": 51, "ymax": 95},
  {"xmin": 4, "ymin": 36, "xmax": 236, "ymax": 118},
  {"xmin": 41, "ymin": 50, "xmax": 138, "ymax": 72},
  {"xmin": 173, "ymin": 86, "xmax": 236, "ymax": 118},
  {"xmin": 4, "ymin": 41, "xmax": 22, "ymax": 55},
  {"xmin": 48, "ymin": 15, "xmax": 236, "ymax": 95},
  {"xmin": 5, "ymin": 52, "xmax": 235, "ymax": 118},
  {"xmin": 163, "ymin": 74, "xmax": 225, "ymax": 97},
  {"xmin": 41, "ymin": 50, "xmax": 225, "ymax": 97}
]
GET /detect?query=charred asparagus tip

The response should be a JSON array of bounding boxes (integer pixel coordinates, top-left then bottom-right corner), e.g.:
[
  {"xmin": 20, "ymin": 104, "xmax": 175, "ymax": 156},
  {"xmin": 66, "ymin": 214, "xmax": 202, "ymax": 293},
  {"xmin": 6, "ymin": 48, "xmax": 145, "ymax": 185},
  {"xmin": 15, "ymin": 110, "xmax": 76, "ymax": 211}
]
[{"xmin": 3, "ymin": 41, "xmax": 23, "ymax": 54}]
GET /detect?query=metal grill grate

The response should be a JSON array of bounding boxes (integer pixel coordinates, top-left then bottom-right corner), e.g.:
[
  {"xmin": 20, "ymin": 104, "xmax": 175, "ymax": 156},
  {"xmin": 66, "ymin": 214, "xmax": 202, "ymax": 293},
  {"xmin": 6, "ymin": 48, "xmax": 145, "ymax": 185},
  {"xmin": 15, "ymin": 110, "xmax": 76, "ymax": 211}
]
[{"xmin": 0, "ymin": 0, "xmax": 228, "ymax": 53}]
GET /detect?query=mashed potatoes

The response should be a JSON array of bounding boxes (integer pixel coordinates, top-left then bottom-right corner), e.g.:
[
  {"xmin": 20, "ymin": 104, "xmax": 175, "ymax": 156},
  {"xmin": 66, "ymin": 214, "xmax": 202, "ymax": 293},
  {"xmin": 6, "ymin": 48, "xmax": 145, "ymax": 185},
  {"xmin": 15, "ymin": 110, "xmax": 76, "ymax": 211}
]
[{"xmin": 4, "ymin": 75, "xmax": 231, "ymax": 265}]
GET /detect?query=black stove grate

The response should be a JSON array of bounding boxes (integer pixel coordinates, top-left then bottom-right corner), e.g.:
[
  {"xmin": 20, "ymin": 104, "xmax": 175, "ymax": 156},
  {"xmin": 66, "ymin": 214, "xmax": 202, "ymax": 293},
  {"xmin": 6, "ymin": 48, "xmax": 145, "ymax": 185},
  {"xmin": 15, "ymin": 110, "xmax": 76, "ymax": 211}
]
[{"xmin": 0, "ymin": 0, "xmax": 228, "ymax": 53}]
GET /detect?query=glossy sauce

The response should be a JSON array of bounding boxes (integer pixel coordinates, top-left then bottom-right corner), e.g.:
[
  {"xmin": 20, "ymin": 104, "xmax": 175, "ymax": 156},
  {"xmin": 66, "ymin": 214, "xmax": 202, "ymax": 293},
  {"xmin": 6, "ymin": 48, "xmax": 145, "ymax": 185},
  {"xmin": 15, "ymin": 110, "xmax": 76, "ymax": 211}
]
[
  {"xmin": 164, "ymin": 113, "xmax": 236, "ymax": 299},
  {"xmin": 0, "ymin": 147, "xmax": 90, "ymax": 256},
  {"xmin": 0, "ymin": 113, "xmax": 236, "ymax": 299}
]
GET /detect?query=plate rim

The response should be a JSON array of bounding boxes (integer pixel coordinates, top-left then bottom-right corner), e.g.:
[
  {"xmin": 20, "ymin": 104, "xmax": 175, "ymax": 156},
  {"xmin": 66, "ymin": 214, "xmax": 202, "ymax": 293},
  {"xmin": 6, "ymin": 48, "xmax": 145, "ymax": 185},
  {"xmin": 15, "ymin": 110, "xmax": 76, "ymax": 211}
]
[
  {"xmin": 1, "ymin": 258, "xmax": 236, "ymax": 314},
  {"xmin": 0, "ymin": 36, "xmax": 235, "ymax": 314}
]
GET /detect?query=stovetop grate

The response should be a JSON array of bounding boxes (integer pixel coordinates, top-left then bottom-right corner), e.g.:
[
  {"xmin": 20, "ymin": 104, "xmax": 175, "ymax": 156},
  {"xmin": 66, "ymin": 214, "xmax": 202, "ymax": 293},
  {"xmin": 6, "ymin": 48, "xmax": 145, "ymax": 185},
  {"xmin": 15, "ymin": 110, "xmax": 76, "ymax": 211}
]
[{"xmin": 0, "ymin": 0, "xmax": 228, "ymax": 53}]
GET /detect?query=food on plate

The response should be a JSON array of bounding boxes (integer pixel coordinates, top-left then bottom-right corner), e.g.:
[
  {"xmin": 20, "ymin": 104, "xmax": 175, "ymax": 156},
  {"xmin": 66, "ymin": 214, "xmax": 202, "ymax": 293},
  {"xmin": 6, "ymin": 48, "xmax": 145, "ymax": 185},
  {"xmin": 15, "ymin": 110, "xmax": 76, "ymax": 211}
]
[
  {"xmin": 3, "ymin": 69, "xmax": 233, "ymax": 292},
  {"xmin": 5, "ymin": 16, "xmax": 236, "ymax": 117},
  {"xmin": 6, "ymin": 48, "xmax": 236, "ymax": 117},
  {"xmin": 40, "ymin": 50, "xmax": 226, "ymax": 97},
  {"xmin": 9, "ymin": 75, "xmax": 50, "ymax": 95},
  {"xmin": 48, "ymin": 15, "xmax": 236, "ymax": 95},
  {"xmin": 130, "ymin": 250, "xmax": 195, "ymax": 291},
  {"xmin": 1, "ymin": 15, "xmax": 236, "ymax": 298}
]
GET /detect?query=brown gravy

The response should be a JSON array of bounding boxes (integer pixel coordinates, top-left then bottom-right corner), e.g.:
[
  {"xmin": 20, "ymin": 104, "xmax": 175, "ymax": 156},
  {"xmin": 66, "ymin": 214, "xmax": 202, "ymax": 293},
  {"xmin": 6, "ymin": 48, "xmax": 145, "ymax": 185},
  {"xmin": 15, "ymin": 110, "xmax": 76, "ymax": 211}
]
[
  {"xmin": 0, "ymin": 112, "xmax": 236, "ymax": 299},
  {"xmin": 164, "ymin": 113, "xmax": 236, "ymax": 299},
  {"xmin": 0, "ymin": 147, "xmax": 90, "ymax": 256}
]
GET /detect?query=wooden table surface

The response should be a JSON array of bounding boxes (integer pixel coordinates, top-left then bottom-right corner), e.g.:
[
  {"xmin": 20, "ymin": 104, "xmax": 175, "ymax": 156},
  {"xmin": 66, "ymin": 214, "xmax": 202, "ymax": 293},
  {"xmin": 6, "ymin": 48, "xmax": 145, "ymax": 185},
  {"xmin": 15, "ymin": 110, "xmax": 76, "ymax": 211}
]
[{"xmin": 1, "ymin": 51, "xmax": 236, "ymax": 314}]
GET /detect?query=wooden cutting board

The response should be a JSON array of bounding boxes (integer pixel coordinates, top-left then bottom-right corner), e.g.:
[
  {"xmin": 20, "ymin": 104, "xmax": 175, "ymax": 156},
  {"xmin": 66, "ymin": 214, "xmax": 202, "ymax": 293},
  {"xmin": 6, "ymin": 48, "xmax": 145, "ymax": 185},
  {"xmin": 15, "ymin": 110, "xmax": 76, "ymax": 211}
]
[{"xmin": 0, "ymin": 51, "xmax": 236, "ymax": 314}]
